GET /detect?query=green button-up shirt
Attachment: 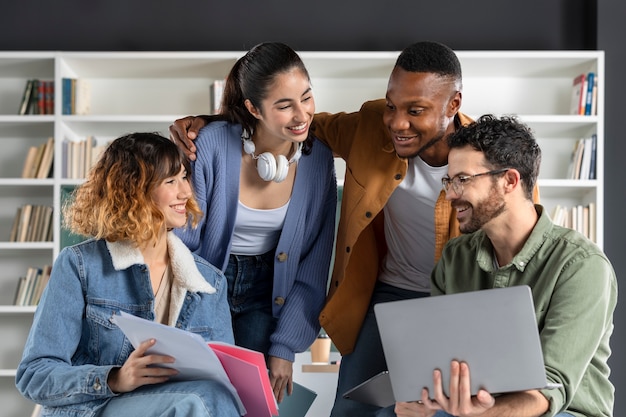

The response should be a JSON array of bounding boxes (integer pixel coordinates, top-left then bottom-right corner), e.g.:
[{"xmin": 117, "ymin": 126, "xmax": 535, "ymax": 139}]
[{"xmin": 431, "ymin": 205, "xmax": 617, "ymax": 417}]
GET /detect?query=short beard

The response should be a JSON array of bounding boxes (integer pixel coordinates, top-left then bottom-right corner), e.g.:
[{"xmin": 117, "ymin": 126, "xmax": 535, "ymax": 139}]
[{"xmin": 459, "ymin": 186, "xmax": 506, "ymax": 234}]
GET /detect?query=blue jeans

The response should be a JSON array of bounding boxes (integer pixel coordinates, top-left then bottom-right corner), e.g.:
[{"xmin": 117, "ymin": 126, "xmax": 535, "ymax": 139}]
[
  {"xmin": 225, "ymin": 250, "xmax": 277, "ymax": 358},
  {"xmin": 97, "ymin": 380, "xmax": 240, "ymax": 417},
  {"xmin": 330, "ymin": 282, "xmax": 429, "ymax": 417}
]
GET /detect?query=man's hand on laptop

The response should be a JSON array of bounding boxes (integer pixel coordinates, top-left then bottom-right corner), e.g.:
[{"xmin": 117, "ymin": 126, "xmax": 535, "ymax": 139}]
[{"xmin": 424, "ymin": 360, "xmax": 495, "ymax": 416}]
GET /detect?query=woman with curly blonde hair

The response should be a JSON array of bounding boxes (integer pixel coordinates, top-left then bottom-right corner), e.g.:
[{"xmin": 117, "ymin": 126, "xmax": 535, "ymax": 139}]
[{"xmin": 16, "ymin": 133, "xmax": 241, "ymax": 417}]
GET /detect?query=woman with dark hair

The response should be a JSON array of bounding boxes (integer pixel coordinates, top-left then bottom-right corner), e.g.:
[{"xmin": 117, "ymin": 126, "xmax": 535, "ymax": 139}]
[
  {"xmin": 175, "ymin": 42, "xmax": 337, "ymax": 402},
  {"xmin": 16, "ymin": 133, "xmax": 241, "ymax": 416}
]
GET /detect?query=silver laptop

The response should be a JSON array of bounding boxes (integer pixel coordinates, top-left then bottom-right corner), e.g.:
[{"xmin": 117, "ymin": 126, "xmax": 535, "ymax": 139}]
[
  {"xmin": 372, "ymin": 285, "xmax": 560, "ymax": 403},
  {"xmin": 342, "ymin": 370, "xmax": 395, "ymax": 408}
]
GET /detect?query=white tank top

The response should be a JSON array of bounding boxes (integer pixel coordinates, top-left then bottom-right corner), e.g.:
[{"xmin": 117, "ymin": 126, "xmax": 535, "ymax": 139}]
[
  {"xmin": 230, "ymin": 200, "xmax": 289, "ymax": 255},
  {"xmin": 378, "ymin": 157, "xmax": 448, "ymax": 292}
]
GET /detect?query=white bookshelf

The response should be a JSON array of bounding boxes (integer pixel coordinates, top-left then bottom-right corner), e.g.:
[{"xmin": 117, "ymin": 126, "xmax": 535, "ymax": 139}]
[{"xmin": 0, "ymin": 50, "xmax": 604, "ymax": 416}]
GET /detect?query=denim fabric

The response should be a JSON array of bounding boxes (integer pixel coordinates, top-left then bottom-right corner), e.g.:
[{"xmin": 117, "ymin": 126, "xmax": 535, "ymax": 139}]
[
  {"xmin": 98, "ymin": 380, "xmax": 240, "ymax": 417},
  {"xmin": 225, "ymin": 251, "xmax": 277, "ymax": 357},
  {"xmin": 16, "ymin": 236, "xmax": 236, "ymax": 417},
  {"xmin": 330, "ymin": 282, "xmax": 429, "ymax": 417}
]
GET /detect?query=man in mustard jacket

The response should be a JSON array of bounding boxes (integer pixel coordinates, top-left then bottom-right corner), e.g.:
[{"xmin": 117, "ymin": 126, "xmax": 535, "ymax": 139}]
[{"xmin": 311, "ymin": 42, "xmax": 470, "ymax": 416}]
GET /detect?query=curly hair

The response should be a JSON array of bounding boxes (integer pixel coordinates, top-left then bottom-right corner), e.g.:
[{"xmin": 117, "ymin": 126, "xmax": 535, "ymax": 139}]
[
  {"xmin": 395, "ymin": 41, "xmax": 463, "ymax": 90},
  {"xmin": 63, "ymin": 132, "xmax": 202, "ymax": 246},
  {"xmin": 447, "ymin": 114, "xmax": 541, "ymax": 200}
]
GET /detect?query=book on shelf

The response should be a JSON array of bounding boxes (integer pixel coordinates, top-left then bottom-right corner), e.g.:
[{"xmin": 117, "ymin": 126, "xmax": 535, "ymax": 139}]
[
  {"xmin": 45, "ymin": 80, "xmax": 55, "ymax": 115},
  {"xmin": 211, "ymin": 79, "xmax": 226, "ymax": 114},
  {"xmin": 583, "ymin": 72, "xmax": 596, "ymax": 116},
  {"xmin": 37, "ymin": 80, "xmax": 45, "ymax": 115},
  {"xmin": 36, "ymin": 137, "xmax": 54, "ymax": 179},
  {"xmin": 9, "ymin": 204, "xmax": 53, "ymax": 242},
  {"xmin": 62, "ymin": 78, "xmax": 74, "ymax": 115},
  {"xmin": 583, "ymin": 72, "xmax": 595, "ymax": 116},
  {"xmin": 74, "ymin": 78, "xmax": 92, "ymax": 115},
  {"xmin": 18, "ymin": 79, "xmax": 35, "ymax": 115},
  {"xmin": 579, "ymin": 137, "xmax": 593, "ymax": 180},
  {"xmin": 590, "ymin": 76, "xmax": 598, "ymax": 116},
  {"xmin": 550, "ymin": 203, "xmax": 596, "ymax": 243},
  {"xmin": 62, "ymin": 77, "xmax": 91, "ymax": 115},
  {"xmin": 13, "ymin": 265, "xmax": 51, "ymax": 306},
  {"xmin": 9, "ymin": 206, "xmax": 22, "ymax": 242},
  {"xmin": 566, "ymin": 138, "xmax": 585, "ymax": 179},
  {"xmin": 21, "ymin": 146, "xmax": 39, "ymax": 178},
  {"xmin": 17, "ymin": 79, "xmax": 55, "ymax": 115},
  {"xmin": 588, "ymin": 133, "xmax": 597, "ymax": 180},
  {"xmin": 15, "ymin": 204, "xmax": 32, "ymax": 242},
  {"xmin": 569, "ymin": 73, "xmax": 586, "ymax": 115},
  {"xmin": 566, "ymin": 135, "xmax": 597, "ymax": 180},
  {"xmin": 29, "ymin": 80, "xmax": 40, "ymax": 115},
  {"xmin": 63, "ymin": 136, "xmax": 109, "ymax": 179},
  {"xmin": 21, "ymin": 138, "xmax": 54, "ymax": 179},
  {"xmin": 112, "ymin": 311, "xmax": 279, "ymax": 417},
  {"xmin": 588, "ymin": 202, "xmax": 596, "ymax": 243}
]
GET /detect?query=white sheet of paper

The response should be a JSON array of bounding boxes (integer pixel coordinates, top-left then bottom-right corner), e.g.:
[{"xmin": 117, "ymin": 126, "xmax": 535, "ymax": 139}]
[{"xmin": 111, "ymin": 311, "xmax": 245, "ymax": 414}]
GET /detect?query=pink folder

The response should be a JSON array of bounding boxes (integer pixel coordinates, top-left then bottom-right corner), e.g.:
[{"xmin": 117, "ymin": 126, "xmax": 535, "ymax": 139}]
[
  {"xmin": 209, "ymin": 342, "xmax": 278, "ymax": 417},
  {"xmin": 111, "ymin": 312, "xmax": 276, "ymax": 416}
]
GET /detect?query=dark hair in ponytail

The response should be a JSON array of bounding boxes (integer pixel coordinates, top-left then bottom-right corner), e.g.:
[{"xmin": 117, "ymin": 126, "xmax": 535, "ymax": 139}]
[{"xmin": 214, "ymin": 42, "xmax": 314, "ymax": 153}]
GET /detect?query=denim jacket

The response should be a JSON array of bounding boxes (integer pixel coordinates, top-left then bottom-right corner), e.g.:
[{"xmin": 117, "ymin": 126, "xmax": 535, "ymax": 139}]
[{"xmin": 16, "ymin": 232, "xmax": 234, "ymax": 417}]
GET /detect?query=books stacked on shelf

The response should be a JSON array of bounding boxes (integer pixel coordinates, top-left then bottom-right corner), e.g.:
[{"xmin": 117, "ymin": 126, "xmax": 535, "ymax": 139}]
[
  {"xmin": 551, "ymin": 203, "xmax": 596, "ymax": 243},
  {"xmin": 62, "ymin": 77, "xmax": 92, "ymax": 115},
  {"xmin": 569, "ymin": 72, "xmax": 598, "ymax": 116},
  {"xmin": 63, "ymin": 136, "xmax": 109, "ymax": 179},
  {"xmin": 18, "ymin": 79, "xmax": 55, "ymax": 115},
  {"xmin": 566, "ymin": 134, "xmax": 597, "ymax": 180},
  {"xmin": 21, "ymin": 137, "xmax": 54, "ymax": 179},
  {"xmin": 9, "ymin": 204, "xmax": 53, "ymax": 242},
  {"xmin": 211, "ymin": 79, "xmax": 225, "ymax": 114},
  {"xmin": 13, "ymin": 265, "xmax": 52, "ymax": 306}
]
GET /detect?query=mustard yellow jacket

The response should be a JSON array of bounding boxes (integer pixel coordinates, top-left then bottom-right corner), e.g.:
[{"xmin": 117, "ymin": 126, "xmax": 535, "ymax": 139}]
[{"xmin": 311, "ymin": 99, "xmax": 473, "ymax": 354}]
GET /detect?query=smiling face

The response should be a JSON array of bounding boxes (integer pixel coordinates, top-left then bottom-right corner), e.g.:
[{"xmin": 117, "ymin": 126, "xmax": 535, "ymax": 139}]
[
  {"xmin": 383, "ymin": 67, "xmax": 461, "ymax": 166},
  {"xmin": 151, "ymin": 166, "xmax": 193, "ymax": 230},
  {"xmin": 246, "ymin": 68, "xmax": 315, "ymax": 147},
  {"xmin": 446, "ymin": 146, "xmax": 507, "ymax": 234}
]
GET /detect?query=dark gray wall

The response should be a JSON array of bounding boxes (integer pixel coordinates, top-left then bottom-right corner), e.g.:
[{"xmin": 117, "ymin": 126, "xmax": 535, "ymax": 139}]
[
  {"xmin": 598, "ymin": 1, "xmax": 625, "ymax": 415},
  {"xmin": 0, "ymin": 0, "xmax": 595, "ymax": 51},
  {"xmin": 1, "ymin": 0, "xmax": 622, "ymax": 414}
]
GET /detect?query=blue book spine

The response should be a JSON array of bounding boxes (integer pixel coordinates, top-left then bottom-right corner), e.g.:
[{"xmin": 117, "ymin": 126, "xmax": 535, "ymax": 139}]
[
  {"xmin": 584, "ymin": 72, "xmax": 595, "ymax": 115},
  {"xmin": 588, "ymin": 134, "xmax": 597, "ymax": 180},
  {"xmin": 62, "ymin": 78, "xmax": 72, "ymax": 115}
]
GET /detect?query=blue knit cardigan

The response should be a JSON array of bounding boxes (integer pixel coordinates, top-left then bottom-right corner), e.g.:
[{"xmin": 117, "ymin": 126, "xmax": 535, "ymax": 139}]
[{"xmin": 176, "ymin": 121, "xmax": 337, "ymax": 362}]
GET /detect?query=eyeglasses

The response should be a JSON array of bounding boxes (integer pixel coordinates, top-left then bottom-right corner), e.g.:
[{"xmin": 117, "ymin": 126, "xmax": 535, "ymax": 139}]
[{"xmin": 441, "ymin": 168, "xmax": 510, "ymax": 195}]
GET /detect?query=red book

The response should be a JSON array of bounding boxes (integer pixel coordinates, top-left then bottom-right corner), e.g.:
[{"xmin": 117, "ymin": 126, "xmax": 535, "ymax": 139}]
[
  {"xmin": 45, "ymin": 81, "xmax": 55, "ymax": 115},
  {"xmin": 38, "ymin": 80, "xmax": 46, "ymax": 114},
  {"xmin": 569, "ymin": 73, "xmax": 586, "ymax": 115}
]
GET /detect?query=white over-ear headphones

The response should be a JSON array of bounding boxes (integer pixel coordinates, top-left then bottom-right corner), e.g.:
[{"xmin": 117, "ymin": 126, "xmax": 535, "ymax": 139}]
[{"xmin": 242, "ymin": 130, "xmax": 303, "ymax": 183}]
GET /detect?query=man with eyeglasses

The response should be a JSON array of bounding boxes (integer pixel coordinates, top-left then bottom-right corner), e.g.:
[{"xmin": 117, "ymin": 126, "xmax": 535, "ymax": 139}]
[{"xmin": 391, "ymin": 114, "xmax": 616, "ymax": 417}]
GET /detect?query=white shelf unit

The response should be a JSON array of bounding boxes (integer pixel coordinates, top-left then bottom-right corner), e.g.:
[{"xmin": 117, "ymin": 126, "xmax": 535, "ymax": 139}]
[{"xmin": 0, "ymin": 50, "xmax": 603, "ymax": 416}]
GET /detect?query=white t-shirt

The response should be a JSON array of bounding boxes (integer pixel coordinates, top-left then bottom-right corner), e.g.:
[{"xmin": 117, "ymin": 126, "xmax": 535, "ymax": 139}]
[
  {"xmin": 230, "ymin": 200, "xmax": 288, "ymax": 255},
  {"xmin": 378, "ymin": 157, "xmax": 447, "ymax": 292}
]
